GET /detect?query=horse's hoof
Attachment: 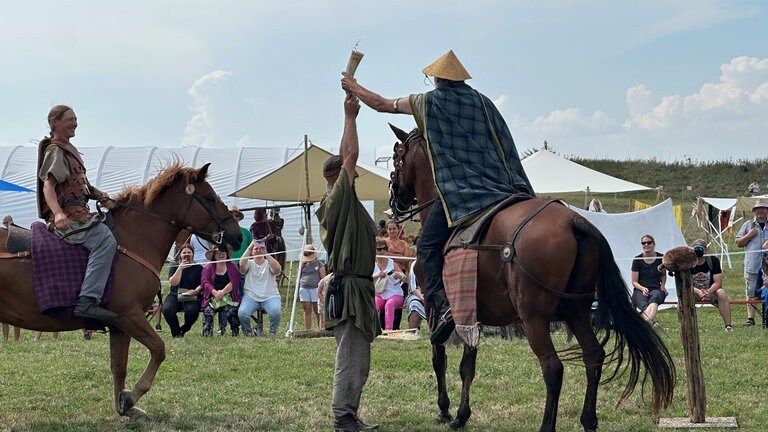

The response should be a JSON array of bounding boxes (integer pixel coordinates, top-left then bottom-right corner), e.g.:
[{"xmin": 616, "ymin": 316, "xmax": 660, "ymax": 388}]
[
  {"xmin": 125, "ymin": 406, "xmax": 148, "ymax": 420},
  {"xmin": 436, "ymin": 413, "xmax": 453, "ymax": 424},
  {"xmin": 449, "ymin": 419, "xmax": 466, "ymax": 430},
  {"xmin": 118, "ymin": 389, "xmax": 135, "ymax": 415}
]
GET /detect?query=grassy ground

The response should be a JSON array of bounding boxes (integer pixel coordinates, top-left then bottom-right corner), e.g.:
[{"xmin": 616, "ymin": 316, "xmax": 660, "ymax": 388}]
[{"xmin": 2, "ymin": 253, "xmax": 768, "ymax": 432}]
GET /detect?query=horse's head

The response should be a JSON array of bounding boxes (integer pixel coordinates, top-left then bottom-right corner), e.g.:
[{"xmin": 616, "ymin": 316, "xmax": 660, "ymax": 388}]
[
  {"xmin": 114, "ymin": 162, "xmax": 242, "ymax": 254},
  {"xmin": 389, "ymin": 124, "xmax": 432, "ymax": 219}
]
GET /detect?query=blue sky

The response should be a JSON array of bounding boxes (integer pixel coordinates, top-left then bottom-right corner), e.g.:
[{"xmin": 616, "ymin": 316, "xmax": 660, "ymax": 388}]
[{"xmin": 1, "ymin": 0, "xmax": 766, "ymax": 165}]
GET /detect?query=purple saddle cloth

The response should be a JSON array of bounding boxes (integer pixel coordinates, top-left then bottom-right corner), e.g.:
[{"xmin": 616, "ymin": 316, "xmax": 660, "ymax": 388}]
[{"xmin": 31, "ymin": 222, "xmax": 115, "ymax": 320}]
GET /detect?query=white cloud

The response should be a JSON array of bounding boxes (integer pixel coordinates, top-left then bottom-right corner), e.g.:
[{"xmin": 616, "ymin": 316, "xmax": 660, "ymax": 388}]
[
  {"xmin": 182, "ymin": 71, "xmax": 231, "ymax": 148},
  {"xmin": 493, "ymin": 95, "xmax": 508, "ymax": 109},
  {"xmin": 529, "ymin": 108, "xmax": 618, "ymax": 136}
]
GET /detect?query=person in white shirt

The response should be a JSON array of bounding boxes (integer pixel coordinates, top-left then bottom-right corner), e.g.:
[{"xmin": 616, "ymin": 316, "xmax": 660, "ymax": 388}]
[{"xmin": 238, "ymin": 239, "xmax": 282, "ymax": 336}]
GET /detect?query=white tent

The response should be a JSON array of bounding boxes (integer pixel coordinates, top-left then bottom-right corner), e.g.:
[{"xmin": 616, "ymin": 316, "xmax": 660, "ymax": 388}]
[
  {"xmin": 521, "ymin": 149, "xmax": 652, "ymax": 194},
  {"xmin": 0, "ymin": 144, "xmax": 375, "ymax": 262},
  {"xmin": 568, "ymin": 199, "xmax": 687, "ymax": 306}
]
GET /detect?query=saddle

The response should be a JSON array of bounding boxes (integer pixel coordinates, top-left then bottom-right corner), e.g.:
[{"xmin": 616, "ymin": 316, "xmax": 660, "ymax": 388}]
[
  {"xmin": 4, "ymin": 223, "xmax": 32, "ymax": 255},
  {"xmin": 443, "ymin": 193, "xmax": 533, "ymax": 254}
]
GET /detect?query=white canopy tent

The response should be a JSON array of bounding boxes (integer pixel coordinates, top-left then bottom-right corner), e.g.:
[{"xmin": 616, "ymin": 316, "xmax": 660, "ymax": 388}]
[
  {"xmin": 521, "ymin": 149, "xmax": 652, "ymax": 194},
  {"xmin": 568, "ymin": 199, "xmax": 686, "ymax": 306}
]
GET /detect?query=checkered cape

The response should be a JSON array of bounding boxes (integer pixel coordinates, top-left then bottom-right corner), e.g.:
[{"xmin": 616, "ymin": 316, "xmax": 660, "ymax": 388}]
[
  {"xmin": 31, "ymin": 222, "xmax": 114, "ymax": 320},
  {"xmin": 420, "ymin": 81, "xmax": 534, "ymax": 227},
  {"xmin": 443, "ymin": 248, "xmax": 479, "ymax": 347}
]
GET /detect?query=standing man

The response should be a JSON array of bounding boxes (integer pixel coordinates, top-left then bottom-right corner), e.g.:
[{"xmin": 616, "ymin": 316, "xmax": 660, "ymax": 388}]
[
  {"xmin": 341, "ymin": 50, "xmax": 534, "ymax": 344},
  {"xmin": 37, "ymin": 105, "xmax": 117, "ymax": 321},
  {"xmin": 735, "ymin": 198, "xmax": 768, "ymax": 326},
  {"xmin": 316, "ymin": 93, "xmax": 380, "ymax": 432}
]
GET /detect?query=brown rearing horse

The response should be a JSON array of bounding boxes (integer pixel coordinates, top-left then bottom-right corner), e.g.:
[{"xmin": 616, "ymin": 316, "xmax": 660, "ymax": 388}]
[
  {"xmin": 0, "ymin": 162, "xmax": 242, "ymax": 419},
  {"xmin": 388, "ymin": 125, "xmax": 675, "ymax": 432}
]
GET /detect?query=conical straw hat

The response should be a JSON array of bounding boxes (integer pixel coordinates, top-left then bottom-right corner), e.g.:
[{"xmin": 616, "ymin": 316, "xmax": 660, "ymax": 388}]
[{"xmin": 422, "ymin": 50, "xmax": 471, "ymax": 81}]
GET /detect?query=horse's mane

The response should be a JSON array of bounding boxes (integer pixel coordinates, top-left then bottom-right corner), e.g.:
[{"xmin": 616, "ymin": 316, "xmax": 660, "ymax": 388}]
[{"xmin": 113, "ymin": 162, "xmax": 204, "ymax": 208}]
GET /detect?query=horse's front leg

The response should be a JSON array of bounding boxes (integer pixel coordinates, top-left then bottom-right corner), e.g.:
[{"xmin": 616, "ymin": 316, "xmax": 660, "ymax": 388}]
[
  {"xmin": 113, "ymin": 311, "xmax": 166, "ymax": 417},
  {"xmin": 451, "ymin": 344, "xmax": 478, "ymax": 429},
  {"xmin": 432, "ymin": 344, "xmax": 452, "ymax": 424}
]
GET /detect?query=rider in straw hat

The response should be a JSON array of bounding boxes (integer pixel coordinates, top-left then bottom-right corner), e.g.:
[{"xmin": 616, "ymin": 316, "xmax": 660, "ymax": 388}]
[
  {"xmin": 341, "ymin": 50, "xmax": 534, "ymax": 345},
  {"xmin": 736, "ymin": 197, "xmax": 768, "ymax": 326}
]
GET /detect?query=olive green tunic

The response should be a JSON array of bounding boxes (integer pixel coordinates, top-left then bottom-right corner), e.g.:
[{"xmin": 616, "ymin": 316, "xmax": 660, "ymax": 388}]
[{"xmin": 316, "ymin": 170, "xmax": 381, "ymax": 342}]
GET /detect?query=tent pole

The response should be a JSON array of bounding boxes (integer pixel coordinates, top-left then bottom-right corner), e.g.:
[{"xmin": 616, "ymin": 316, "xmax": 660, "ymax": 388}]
[{"xmin": 304, "ymin": 134, "xmax": 313, "ymax": 244}]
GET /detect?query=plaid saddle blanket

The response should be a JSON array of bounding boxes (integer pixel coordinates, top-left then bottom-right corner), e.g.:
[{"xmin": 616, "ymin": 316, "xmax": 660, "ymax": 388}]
[
  {"xmin": 31, "ymin": 222, "xmax": 115, "ymax": 320},
  {"xmin": 443, "ymin": 248, "xmax": 479, "ymax": 347}
]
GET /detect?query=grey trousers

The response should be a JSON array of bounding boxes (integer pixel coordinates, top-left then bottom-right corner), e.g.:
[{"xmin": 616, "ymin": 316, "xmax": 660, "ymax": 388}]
[
  {"xmin": 332, "ymin": 318, "xmax": 371, "ymax": 430},
  {"xmin": 80, "ymin": 223, "xmax": 117, "ymax": 301}
]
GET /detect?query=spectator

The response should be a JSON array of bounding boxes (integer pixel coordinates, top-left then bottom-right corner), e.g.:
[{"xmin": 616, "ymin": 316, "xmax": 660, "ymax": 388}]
[
  {"xmin": 228, "ymin": 206, "xmax": 253, "ymax": 260},
  {"xmin": 630, "ymin": 234, "xmax": 667, "ymax": 327},
  {"xmin": 588, "ymin": 198, "xmax": 607, "ymax": 213},
  {"xmin": 748, "ymin": 180, "xmax": 760, "ymax": 197},
  {"xmin": 270, "ymin": 208, "xmax": 284, "ymax": 231},
  {"xmin": 690, "ymin": 239, "xmax": 732, "ymax": 332},
  {"xmin": 299, "ymin": 244, "xmax": 325, "ymax": 330},
  {"xmin": 316, "ymin": 93, "xmax": 380, "ymax": 431},
  {"xmin": 163, "ymin": 244, "xmax": 203, "ymax": 338},
  {"xmin": 373, "ymin": 240, "xmax": 405, "ymax": 331},
  {"xmin": 735, "ymin": 198, "xmax": 768, "ymax": 326},
  {"xmin": 34, "ymin": 331, "xmax": 59, "ymax": 341},
  {"xmin": 377, "ymin": 219, "xmax": 387, "ymax": 238},
  {"xmin": 238, "ymin": 239, "xmax": 283, "ymax": 336},
  {"xmin": 201, "ymin": 246, "xmax": 241, "ymax": 337},
  {"xmin": 190, "ymin": 234, "xmax": 210, "ymax": 263},
  {"xmin": 384, "ymin": 221, "xmax": 415, "ymax": 275},
  {"xmin": 2, "ymin": 323, "xmax": 20, "ymax": 342},
  {"xmin": 406, "ymin": 260, "xmax": 426, "ymax": 330}
]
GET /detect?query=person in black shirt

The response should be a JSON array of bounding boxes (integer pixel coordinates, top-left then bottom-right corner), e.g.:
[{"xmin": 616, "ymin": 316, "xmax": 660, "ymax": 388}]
[
  {"xmin": 690, "ymin": 239, "xmax": 732, "ymax": 332},
  {"xmin": 630, "ymin": 234, "xmax": 667, "ymax": 327},
  {"xmin": 163, "ymin": 244, "xmax": 203, "ymax": 338}
]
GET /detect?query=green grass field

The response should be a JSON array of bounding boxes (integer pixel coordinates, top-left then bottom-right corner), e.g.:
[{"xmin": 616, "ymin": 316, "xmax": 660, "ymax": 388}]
[{"xmin": 2, "ymin": 255, "xmax": 767, "ymax": 431}]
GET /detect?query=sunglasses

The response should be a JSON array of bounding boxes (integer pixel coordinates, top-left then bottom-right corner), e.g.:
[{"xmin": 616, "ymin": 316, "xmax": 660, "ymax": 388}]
[
  {"xmin": 641, "ymin": 241, "xmax": 654, "ymax": 246},
  {"xmin": 376, "ymin": 247, "xmax": 387, "ymax": 251}
]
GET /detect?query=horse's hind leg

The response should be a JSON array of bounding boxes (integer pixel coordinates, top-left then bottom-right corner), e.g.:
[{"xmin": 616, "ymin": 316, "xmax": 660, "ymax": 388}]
[
  {"xmin": 112, "ymin": 312, "xmax": 166, "ymax": 417},
  {"xmin": 451, "ymin": 345, "xmax": 478, "ymax": 430},
  {"xmin": 432, "ymin": 344, "xmax": 452, "ymax": 424},
  {"xmin": 527, "ymin": 318, "xmax": 563, "ymax": 432},
  {"xmin": 565, "ymin": 313, "xmax": 605, "ymax": 432}
]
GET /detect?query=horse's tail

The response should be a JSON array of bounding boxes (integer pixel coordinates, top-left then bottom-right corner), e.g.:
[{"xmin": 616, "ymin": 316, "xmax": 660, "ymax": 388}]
[{"xmin": 572, "ymin": 215, "xmax": 675, "ymax": 414}]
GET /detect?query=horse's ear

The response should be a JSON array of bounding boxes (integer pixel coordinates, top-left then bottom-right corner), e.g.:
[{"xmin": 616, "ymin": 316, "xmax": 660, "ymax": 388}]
[
  {"xmin": 388, "ymin": 123, "xmax": 410, "ymax": 143},
  {"xmin": 196, "ymin": 163, "xmax": 211, "ymax": 182}
]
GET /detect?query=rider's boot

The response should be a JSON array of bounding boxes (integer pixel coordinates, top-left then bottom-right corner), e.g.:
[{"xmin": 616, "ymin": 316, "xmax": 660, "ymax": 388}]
[
  {"xmin": 429, "ymin": 290, "xmax": 455, "ymax": 345},
  {"xmin": 74, "ymin": 296, "xmax": 117, "ymax": 321}
]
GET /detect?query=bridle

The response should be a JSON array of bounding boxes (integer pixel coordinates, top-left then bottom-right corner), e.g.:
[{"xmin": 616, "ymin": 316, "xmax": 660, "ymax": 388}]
[
  {"xmin": 389, "ymin": 130, "xmax": 435, "ymax": 224},
  {"xmin": 111, "ymin": 183, "xmax": 233, "ymax": 245}
]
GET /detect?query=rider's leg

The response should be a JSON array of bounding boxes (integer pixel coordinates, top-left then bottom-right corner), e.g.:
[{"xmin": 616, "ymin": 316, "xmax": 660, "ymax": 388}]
[
  {"xmin": 75, "ymin": 223, "xmax": 118, "ymax": 320},
  {"xmin": 417, "ymin": 199, "xmax": 455, "ymax": 344}
]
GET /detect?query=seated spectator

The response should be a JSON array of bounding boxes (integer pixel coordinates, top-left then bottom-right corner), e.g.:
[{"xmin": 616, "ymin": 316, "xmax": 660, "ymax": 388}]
[
  {"xmin": 373, "ymin": 240, "xmax": 405, "ymax": 330},
  {"xmin": 588, "ymin": 198, "xmax": 607, "ymax": 213},
  {"xmin": 384, "ymin": 221, "xmax": 415, "ymax": 276},
  {"xmin": 163, "ymin": 244, "xmax": 203, "ymax": 338},
  {"xmin": 299, "ymin": 245, "xmax": 325, "ymax": 330},
  {"xmin": 201, "ymin": 246, "xmax": 241, "ymax": 337},
  {"xmin": 34, "ymin": 331, "xmax": 59, "ymax": 341},
  {"xmin": 238, "ymin": 239, "xmax": 283, "ymax": 336},
  {"xmin": 630, "ymin": 234, "xmax": 667, "ymax": 327},
  {"xmin": 377, "ymin": 219, "xmax": 388, "ymax": 238},
  {"xmin": 406, "ymin": 260, "xmax": 426, "ymax": 330},
  {"xmin": 690, "ymin": 239, "xmax": 732, "ymax": 332},
  {"xmin": 2, "ymin": 323, "xmax": 20, "ymax": 341}
]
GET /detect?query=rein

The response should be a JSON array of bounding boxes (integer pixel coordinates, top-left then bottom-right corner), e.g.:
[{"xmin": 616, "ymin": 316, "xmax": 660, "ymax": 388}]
[{"xmin": 108, "ymin": 187, "xmax": 233, "ymax": 280}]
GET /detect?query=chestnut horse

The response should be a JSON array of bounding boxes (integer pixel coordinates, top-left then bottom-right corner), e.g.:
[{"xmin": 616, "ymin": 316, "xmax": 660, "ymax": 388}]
[
  {"xmin": 0, "ymin": 163, "xmax": 241, "ymax": 419},
  {"xmin": 388, "ymin": 125, "xmax": 675, "ymax": 432}
]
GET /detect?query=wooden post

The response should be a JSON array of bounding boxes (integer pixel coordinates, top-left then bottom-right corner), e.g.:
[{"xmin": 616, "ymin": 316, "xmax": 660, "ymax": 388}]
[{"xmin": 675, "ymin": 269, "xmax": 706, "ymax": 423}]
